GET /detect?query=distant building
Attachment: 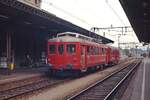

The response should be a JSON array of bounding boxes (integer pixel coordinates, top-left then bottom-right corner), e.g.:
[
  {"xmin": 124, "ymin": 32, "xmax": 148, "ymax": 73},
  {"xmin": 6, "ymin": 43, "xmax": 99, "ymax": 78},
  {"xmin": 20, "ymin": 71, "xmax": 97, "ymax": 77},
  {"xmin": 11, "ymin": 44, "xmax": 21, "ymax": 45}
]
[{"xmin": 17, "ymin": 0, "xmax": 42, "ymax": 8}]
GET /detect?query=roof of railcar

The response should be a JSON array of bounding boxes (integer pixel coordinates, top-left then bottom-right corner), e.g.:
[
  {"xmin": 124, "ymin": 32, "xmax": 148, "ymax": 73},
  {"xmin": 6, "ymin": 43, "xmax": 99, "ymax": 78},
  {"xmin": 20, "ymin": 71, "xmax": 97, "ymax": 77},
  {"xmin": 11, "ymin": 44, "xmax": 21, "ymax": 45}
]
[{"xmin": 48, "ymin": 36, "xmax": 109, "ymax": 48}]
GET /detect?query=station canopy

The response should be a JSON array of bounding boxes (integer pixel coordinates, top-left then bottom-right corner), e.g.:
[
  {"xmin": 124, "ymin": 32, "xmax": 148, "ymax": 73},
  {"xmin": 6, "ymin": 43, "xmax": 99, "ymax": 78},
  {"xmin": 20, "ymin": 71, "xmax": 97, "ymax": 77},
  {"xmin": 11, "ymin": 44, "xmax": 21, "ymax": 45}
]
[
  {"xmin": 0, "ymin": 0, "xmax": 113, "ymax": 44},
  {"xmin": 120, "ymin": 0, "xmax": 150, "ymax": 43}
]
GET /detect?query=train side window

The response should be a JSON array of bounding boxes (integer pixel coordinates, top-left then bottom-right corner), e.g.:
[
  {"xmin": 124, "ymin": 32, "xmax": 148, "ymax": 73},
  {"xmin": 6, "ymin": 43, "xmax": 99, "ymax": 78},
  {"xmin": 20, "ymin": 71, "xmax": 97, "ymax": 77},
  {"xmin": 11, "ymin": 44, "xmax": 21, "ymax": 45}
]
[
  {"xmin": 102, "ymin": 48, "xmax": 105, "ymax": 55},
  {"xmin": 81, "ymin": 47, "xmax": 84, "ymax": 55},
  {"xmin": 94, "ymin": 47, "xmax": 97, "ymax": 55},
  {"xmin": 92, "ymin": 47, "xmax": 94, "ymax": 55},
  {"xmin": 49, "ymin": 45, "xmax": 56, "ymax": 54},
  {"xmin": 94, "ymin": 47, "xmax": 96, "ymax": 55},
  {"xmin": 104, "ymin": 49, "xmax": 106, "ymax": 55},
  {"xmin": 99, "ymin": 48, "xmax": 102, "ymax": 55},
  {"xmin": 99, "ymin": 48, "xmax": 101, "ymax": 55},
  {"xmin": 58, "ymin": 44, "xmax": 64, "ymax": 55},
  {"xmin": 96, "ymin": 47, "xmax": 99, "ymax": 55},
  {"xmin": 87, "ymin": 46, "xmax": 90, "ymax": 55},
  {"xmin": 67, "ymin": 44, "xmax": 76, "ymax": 54},
  {"xmin": 89, "ymin": 47, "xmax": 92, "ymax": 55},
  {"xmin": 111, "ymin": 49, "xmax": 114, "ymax": 55},
  {"xmin": 92, "ymin": 47, "xmax": 95, "ymax": 55},
  {"xmin": 90, "ymin": 47, "xmax": 93, "ymax": 55}
]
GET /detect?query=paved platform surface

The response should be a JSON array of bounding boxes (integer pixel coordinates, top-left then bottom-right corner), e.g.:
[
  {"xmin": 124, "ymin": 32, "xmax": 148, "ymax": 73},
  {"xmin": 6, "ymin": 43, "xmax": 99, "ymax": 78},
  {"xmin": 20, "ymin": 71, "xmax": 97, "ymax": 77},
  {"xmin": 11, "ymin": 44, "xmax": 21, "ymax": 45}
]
[
  {"xmin": 0, "ymin": 67, "xmax": 49, "ymax": 84},
  {"xmin": 121, "ymin": 58, "xmax": 150, "ymax": 100}
]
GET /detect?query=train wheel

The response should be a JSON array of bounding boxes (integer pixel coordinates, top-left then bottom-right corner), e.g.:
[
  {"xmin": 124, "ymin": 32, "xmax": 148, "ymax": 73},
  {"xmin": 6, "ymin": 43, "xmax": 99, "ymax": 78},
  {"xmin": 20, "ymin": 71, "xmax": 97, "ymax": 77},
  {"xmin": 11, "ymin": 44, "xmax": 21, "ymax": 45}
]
[
  {"xmin": 100, "ymin": 65, "xmax": 104, "ymax": 70},
  {"xmin": 81, "ymin": 68, "xmax": 87, "ymax": 73},
  {"xmin": 96, "ymin": 65, "xmax": 100, "ymax": 70},
  {"xmin": 73, "ymin": 70, "xmax": 82, "ymax": 78}
]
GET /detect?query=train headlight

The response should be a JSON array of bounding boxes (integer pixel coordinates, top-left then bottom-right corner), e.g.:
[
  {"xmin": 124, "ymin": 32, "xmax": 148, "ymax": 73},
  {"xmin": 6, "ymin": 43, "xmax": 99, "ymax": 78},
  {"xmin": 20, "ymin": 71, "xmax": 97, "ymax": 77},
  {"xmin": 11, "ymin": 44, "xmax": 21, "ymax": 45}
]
[{"xmin": 66, "ymin": 64, "xmax": 73, "ymax": 70}]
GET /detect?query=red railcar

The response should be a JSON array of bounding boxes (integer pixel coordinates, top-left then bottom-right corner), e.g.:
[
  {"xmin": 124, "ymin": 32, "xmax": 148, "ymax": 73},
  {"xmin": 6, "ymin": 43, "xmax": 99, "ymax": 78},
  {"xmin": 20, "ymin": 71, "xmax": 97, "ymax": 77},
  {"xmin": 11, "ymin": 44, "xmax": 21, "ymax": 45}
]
[{"xmin": 47, "ymin": 32, "xmax": 120, "ymax": 74}]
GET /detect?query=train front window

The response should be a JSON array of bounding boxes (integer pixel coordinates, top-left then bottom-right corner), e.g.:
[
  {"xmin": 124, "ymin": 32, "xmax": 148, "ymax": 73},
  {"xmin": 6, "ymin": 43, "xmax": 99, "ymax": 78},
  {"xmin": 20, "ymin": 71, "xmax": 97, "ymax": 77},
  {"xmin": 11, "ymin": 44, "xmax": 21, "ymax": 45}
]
[
  {"xmin": 58, "ymin": 44, "xmax": 64, "ymax": 55},
  {"xmin": 49, "ymin": 45, "xmax": 56, "ymax": 54},
  {"xmin": 67, "ymin": 44, "xmax": 76, "ymax": 54}
]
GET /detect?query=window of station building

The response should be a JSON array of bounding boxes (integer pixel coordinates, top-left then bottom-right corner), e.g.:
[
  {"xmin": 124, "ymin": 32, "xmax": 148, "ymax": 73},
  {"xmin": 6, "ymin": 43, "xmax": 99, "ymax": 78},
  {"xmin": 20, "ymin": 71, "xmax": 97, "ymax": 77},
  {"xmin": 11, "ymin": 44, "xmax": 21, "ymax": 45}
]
[
  {"xmin": 67, "ymin": 44, "xmax": 76, "ymax": 54},
  {"xmin": 49, "ymin": 45, "xmax": 56, "ymax": 54},
  {"xmin": 58, "ymin": 44, "xmax": 64, "ymax": 55}
]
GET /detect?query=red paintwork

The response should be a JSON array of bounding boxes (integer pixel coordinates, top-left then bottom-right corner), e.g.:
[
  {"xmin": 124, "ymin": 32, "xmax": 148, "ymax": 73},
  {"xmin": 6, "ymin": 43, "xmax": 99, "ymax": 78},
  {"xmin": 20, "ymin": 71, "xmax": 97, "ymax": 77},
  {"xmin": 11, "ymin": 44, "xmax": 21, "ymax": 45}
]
[{"xmin": 47, "ymin": 40, "xmax": 120, "ymax": 72}]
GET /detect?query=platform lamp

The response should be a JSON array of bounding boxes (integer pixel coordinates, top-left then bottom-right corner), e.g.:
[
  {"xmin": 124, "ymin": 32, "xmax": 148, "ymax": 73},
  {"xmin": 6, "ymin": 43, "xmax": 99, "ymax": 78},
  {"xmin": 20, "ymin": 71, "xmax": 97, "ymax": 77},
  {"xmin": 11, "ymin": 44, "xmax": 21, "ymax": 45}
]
[{"xmin": 118, "ymin": 35, "xmax": 121, "ymax": 49}]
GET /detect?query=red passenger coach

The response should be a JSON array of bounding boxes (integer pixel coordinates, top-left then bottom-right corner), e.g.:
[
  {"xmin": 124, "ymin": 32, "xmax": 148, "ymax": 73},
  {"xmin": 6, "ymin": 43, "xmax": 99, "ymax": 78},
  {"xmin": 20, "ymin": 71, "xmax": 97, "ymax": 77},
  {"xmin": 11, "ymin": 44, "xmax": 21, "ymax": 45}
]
[
  {"xmin": 106, "ymin": 46, "xmax": 120, "ymax": 65},
  {"xmin": 47, "ymin": 32, "xmax": 120, "ymax": 75}
]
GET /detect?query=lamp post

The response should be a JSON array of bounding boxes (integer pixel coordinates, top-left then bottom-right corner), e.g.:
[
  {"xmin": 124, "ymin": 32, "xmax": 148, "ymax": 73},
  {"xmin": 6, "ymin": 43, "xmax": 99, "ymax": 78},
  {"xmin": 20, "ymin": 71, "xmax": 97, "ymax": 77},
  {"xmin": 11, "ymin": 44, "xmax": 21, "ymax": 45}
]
[
  {"xmin": 135, "ymin": 45, "xmax": 138, "ymax": 58},
  {"xmin": 118, "ymin": 35, "xmax": 121, "ymax": 49}
]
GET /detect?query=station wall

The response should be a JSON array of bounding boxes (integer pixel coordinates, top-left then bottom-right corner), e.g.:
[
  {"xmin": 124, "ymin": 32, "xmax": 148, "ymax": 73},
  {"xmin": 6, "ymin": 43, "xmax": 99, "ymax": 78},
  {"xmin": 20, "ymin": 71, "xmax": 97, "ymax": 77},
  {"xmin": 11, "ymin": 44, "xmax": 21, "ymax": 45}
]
[{"xmin": 0, "ymin": 29, "xmax": 48, "ymax": 68}]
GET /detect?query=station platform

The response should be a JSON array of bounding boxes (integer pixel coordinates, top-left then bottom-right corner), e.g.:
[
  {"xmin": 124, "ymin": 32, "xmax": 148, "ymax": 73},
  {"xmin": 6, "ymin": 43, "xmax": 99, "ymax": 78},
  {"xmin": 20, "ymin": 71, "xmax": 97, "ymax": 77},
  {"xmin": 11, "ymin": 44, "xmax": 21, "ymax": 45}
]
[
  {"xmin": 121, "ymin": 58, "xmax": 150, "ymax": 100},
  {"xmin": 0, "ymin": 66, "xmax": 49, "ymax": 84}
]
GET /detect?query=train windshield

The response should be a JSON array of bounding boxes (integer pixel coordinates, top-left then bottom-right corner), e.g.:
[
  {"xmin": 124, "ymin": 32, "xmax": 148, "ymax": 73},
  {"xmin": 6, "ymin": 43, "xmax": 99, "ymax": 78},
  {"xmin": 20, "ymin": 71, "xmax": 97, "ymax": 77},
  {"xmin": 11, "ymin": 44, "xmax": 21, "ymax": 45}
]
[
  {"xmin": 49, "ymin": 45, "xmax": 56, "ymax": 54},
  {"xmin": 58, "ymin": 44, "xmax": 64, "ymax": 55},
  {"xmin": 67, "ymin": 44, "xmax": 76, "ymax": 54}
]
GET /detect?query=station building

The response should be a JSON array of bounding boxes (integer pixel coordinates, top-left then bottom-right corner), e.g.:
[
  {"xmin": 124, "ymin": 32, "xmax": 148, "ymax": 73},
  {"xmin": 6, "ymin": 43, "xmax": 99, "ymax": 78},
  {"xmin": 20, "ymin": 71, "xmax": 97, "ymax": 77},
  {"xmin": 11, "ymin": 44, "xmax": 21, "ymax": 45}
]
[{"xmin": 0, "ymin": 0, "xmax": 113, "ymax": 69}]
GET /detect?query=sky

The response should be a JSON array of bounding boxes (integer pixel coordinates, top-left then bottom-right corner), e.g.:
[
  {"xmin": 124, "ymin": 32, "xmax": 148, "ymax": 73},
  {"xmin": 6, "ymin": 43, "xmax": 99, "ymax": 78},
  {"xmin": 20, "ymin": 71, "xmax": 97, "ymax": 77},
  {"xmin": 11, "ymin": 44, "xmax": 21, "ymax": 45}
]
[{"xmin": 41, "ymin": 0, "xmax": 139, "ymax": 47}]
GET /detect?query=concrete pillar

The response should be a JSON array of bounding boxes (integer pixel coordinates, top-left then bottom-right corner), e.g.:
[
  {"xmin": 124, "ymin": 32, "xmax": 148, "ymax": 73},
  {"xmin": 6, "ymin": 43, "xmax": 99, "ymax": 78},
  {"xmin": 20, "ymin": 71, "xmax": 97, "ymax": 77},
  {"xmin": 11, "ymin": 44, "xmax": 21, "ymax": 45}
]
[
  {"xmin": 6, "ymin": 32, "xmax": 14, "ymax": 70},
  {"xmin": 6, "ymin": 33, "xmax": 11, "ymax": 65}
]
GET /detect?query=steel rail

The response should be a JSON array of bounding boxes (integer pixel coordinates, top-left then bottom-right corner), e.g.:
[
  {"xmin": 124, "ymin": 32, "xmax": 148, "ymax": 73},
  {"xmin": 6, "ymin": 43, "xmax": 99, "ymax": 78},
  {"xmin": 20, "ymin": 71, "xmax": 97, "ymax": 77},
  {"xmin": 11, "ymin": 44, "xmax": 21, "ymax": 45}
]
[
  {"xmin": 67, "ymin": 59, "xmax": 141, "ymax": 100},
  {"xmin": 0, "ymin": 78, "xmax": 71, "ymax": 100},
  {"xmin": 104, "ymin": 60, "xmax": 141, "ymax": 100},
  {"xmin": 0, "ymin": 74, "xmax": 47, "ymax": 92}
]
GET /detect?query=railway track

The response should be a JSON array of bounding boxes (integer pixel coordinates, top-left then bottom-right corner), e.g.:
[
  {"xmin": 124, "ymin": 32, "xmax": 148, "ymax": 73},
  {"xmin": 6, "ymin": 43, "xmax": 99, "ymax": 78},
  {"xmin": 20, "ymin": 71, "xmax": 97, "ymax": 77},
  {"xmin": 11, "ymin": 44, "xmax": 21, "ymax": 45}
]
[
  {"xmin": 0, "ymin": 74, "xmax": 48, "ymax": 92},
  {"xmin": 0, "ymin": 77, "xmax": 70, "ymax": 100},
  {"xmin": 68, "ymin": 59, "xmax": 141, "ymax": 100},
  {"xmin": 0, "ymin": 58, "xmax": 139, "ymax": 100}
]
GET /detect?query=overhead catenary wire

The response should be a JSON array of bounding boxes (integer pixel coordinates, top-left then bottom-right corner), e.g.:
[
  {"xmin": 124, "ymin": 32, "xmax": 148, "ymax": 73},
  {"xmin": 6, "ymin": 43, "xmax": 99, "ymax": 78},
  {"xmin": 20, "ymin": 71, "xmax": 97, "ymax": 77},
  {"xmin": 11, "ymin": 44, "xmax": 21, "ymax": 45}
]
[
  {"xmin": 105, "ymin": 1, "xmax": 140, "ymax": 45},
  {"xmin": 105, "ymin": 0, "xmax": 126, "ymax": 26},
  {"xmin": 42, "ymin": 0, "xmax": 93, "ymax": 27}
]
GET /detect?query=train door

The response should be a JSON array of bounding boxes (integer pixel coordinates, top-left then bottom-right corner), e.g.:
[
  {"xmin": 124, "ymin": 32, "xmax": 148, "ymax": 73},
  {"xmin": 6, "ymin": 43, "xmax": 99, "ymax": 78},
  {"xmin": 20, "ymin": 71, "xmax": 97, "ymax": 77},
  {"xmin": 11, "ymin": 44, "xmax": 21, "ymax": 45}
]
[
  {"xmin": 57, "ymin": 43, "xmax": 65, "ymax": 67},
  {"xmin": 106, "ymin": 47, "xmax": 111, "ymax": 65},
  {"xmin": 81, "ymin": 45, "xmax": 87, "ymax": 72},
  {"xmin": 48, "ymin": 43, "xmax": 57, "ymax": 66}
]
